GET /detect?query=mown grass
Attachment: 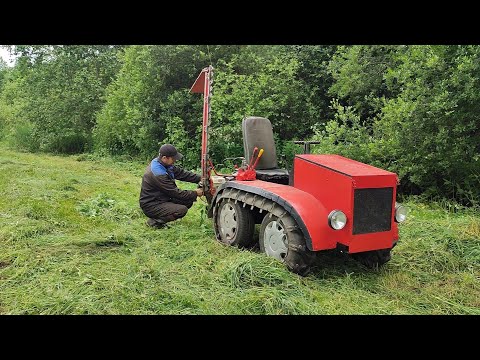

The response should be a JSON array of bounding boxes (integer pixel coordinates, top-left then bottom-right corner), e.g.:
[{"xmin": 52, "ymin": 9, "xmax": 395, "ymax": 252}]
[{"xmin": 0, "ymin": 145, "xmax": 478, "ymax": 314}]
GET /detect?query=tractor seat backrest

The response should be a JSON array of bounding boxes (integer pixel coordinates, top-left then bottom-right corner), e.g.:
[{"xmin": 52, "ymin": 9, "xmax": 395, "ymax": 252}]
[{"xmin": 242, "ymin": 116, "xmax": 279, "ymax": 170}]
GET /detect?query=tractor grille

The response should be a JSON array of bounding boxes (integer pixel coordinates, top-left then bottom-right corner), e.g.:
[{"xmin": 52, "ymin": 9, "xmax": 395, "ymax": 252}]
[{"xmin": 353, "ymin": 188, "xmax": 393, "ymax": 235}]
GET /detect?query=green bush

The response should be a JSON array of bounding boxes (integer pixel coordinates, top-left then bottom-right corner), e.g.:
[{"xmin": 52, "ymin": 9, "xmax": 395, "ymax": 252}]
[
  {"xmin": 5, "ymin": 46, "xmax": 121, "ymax": 154},
  {"xmin": 93, "ymin": 45, "xmax": 208, "ymax": 164},
  {"xmin": 8, "ymin": 121, "xmax": 39, "ymax": 152},
  {"xmin": 324, "ymin": 45, "xmax": 480, "ymax": 206},
  {"xmin": 46, "ymin": 132, "xmax": 91, "ymax": 154}
]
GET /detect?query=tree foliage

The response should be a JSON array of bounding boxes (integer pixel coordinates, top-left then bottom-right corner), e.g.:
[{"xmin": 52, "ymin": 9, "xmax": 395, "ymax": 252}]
[
  {"xmin": 210, "ymin": 46, "xmax": 310, "ymax": 163},
  {"xmin": 316, "ymin": 45, "xmax": 480, "ymax": 206},
  {"xmin": 93, "ymin": 45, "xmax": 212, "ymax": 166},
  {"xmin": 1, "ymin": 45, "xmax": 122, "ymax": 153},
  {"xmin": 1, "ymin": 45, "xmax": 478, "ymax": 205}
]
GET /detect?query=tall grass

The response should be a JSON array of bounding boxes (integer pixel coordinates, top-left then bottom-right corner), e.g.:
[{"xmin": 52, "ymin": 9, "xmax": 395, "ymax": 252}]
[{"xmin": 0, "ymin": 145, "xmax": 478, "ymax": 314}]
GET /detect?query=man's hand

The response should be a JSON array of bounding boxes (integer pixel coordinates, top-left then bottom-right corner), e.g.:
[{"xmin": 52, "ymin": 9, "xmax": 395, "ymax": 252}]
[{"xmin": 195, "ymin": 188, "xmax": 204, "ymax": 197}]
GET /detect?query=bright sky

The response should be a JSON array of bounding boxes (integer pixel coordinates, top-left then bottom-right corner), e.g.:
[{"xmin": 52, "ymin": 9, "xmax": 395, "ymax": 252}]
[{"xmin": 0, "ymin": 46, "xmax": 15, "ymax": 66}]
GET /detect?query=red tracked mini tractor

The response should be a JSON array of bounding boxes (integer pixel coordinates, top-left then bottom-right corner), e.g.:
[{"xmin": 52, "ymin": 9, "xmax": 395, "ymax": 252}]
[{"xmin": 190, "ymin": 66, "xmax": 407, "ymax": 276}]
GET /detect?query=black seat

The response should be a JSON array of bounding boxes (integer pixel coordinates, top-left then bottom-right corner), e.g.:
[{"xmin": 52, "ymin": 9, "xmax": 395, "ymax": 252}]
[{"xmin": 242, "ymin": 116, "xmax": 289, "ymax": 185}]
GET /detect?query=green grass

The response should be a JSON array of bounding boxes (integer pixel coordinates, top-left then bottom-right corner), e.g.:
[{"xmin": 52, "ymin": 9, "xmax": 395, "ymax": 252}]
[{"xmin": 0, "ymin": 145, "xmax": 479, "ymax": 314}]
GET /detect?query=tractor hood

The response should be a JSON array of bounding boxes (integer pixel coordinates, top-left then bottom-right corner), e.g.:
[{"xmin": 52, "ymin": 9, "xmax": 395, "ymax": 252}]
[
  {"xmin": 295, "ymin": 154, "xmax": 398, "ymax": 187},
  {"xmin": 293, "ymin": 154, "xmax": 399, "ymax": 253}
]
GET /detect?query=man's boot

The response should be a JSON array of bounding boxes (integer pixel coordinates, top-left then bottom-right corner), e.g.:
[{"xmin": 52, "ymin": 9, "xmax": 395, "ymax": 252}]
[{"xmin": 146, "ymin": 218, "xmax": 169, "ymax": 229}]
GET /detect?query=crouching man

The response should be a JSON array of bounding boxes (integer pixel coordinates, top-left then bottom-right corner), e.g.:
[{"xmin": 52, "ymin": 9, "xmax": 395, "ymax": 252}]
[{"xmin": 139, "ymin": 144, "xmax": 203, "ymax": 228}]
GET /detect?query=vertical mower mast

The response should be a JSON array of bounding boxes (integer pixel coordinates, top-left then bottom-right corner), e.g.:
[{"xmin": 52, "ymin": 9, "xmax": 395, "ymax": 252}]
[{"xmin": 189, "ymin": 66, "xmax": 213, "ymax": 195}]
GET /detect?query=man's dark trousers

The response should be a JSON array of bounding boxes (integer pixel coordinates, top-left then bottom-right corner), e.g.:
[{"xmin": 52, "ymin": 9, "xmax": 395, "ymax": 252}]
[{"xmin": 142, "ymin": 197, "xmax": 195, "ymax": 223}]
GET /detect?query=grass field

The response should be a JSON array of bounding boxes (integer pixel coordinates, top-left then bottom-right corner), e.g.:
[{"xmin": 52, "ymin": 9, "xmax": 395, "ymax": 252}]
[{"xmin": 0, "ymin": 145, "xmax": 478, "ymax": 314}]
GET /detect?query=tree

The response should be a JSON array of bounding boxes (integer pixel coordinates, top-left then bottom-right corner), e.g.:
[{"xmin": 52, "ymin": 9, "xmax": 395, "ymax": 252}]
[
  {"xmin": 6, "ymin": 45, "xmax": 123, "ymax": 153},
  {"xmin": 315, "ymin": 45, "xmax": 480, "ymax": 206},
  {"xmin": 94, "ymin": 45, "xmax": 213, "ymax": 166}
]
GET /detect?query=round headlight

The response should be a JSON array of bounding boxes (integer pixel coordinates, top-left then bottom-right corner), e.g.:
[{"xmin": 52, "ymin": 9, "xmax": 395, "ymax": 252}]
[
  {"xmin": 328, "ymin": 210, "xmax": 347, "ymax": 230},
  {"xmin": 395, "ymin": 203, "xmax": 407, "ymax": 223}
]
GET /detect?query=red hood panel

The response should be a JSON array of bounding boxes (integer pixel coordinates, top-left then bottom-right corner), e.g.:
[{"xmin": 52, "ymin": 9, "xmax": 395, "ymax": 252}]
[{"xmin": 296, "ymin": 154, "xmax": 396, "ymax": 177}]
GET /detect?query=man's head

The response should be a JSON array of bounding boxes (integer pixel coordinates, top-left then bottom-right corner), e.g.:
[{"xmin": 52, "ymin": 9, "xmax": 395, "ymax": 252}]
[{"xmin": 158, "ymin": 144, "xmax": 183, "ymax": 165}]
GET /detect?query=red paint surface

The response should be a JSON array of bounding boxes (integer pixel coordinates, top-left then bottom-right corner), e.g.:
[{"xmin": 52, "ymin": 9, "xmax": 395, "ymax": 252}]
[
  {"xmin": 190, "ymin": 70, "xmax": 206, "ymax": 94},
  {"xmin": 297, "ymin": 154, "xmax": 396, "ymax": 177},
  {"xmin": 190, "ymin": 67, "xmax": 212, "ymax": 191},
  {"xmin": 293, "ymin": 155, "xmax": 398, "ymax": 252},
  {"xmin": 233, "ymin": 180, "xmax": 333, "ymax": 251}
]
